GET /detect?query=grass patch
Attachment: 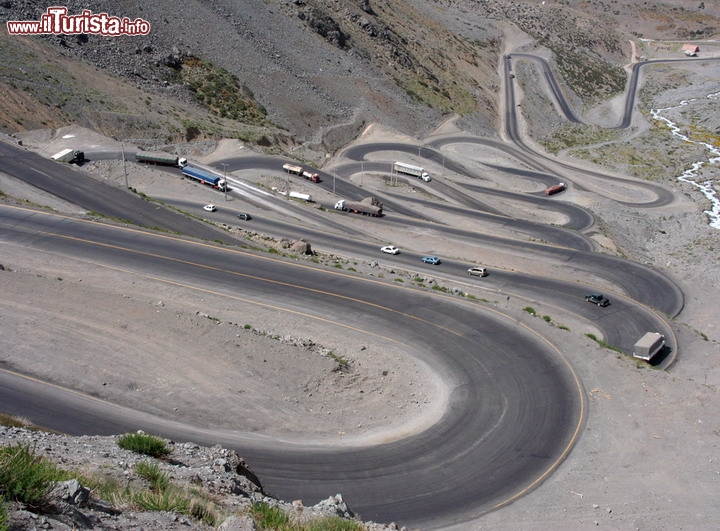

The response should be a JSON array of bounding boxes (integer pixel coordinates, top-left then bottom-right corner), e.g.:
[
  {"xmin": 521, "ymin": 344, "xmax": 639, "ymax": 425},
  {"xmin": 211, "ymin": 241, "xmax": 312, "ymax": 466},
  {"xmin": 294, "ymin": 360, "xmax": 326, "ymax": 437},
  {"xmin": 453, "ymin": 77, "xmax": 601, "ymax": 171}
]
[
  {"xmin": 0, "ymin": 502, "xmax": 7, "ymax": 531},
  {"xmin": 178, "ymin": 55, "xmax": 268, "ymax": 125},
  {"xmin": 585, "ymin": 333, "xmax": 622, "ymax": 353},
  {"xmin": 327, "ymin": 352, "xmax": 349, "ymax": 368},
  {"xmin": 557, "ymin": 324, "xmax": 570, "ymax": 331},
  {"xmin": 0, "ymin": 414, "xmax": 38, "ymax": 430},
  {"xmin": 189, "ymin": 497, "xmax": 219, "ymax": 526},
  {"xmin": 132, "ymin": 489, "xmax": 189, "ymax": 513},
  {"xmin": 117, "ymin": 432, "xmax": 171, "ymax": 458},
  {"xmin": 248, "ymin": 501, "xmax": 363, "ymax": 530},
  {"xmin": 135, "ymin": 461, "xmax": 170, "ymax": 492},
  {"xmin": 0, "ymin": 444, "xmax": 73, "ymax": 510},
  {"xmin": 250, "ymin": 502, "xmax": 290, "ymax": 529}
]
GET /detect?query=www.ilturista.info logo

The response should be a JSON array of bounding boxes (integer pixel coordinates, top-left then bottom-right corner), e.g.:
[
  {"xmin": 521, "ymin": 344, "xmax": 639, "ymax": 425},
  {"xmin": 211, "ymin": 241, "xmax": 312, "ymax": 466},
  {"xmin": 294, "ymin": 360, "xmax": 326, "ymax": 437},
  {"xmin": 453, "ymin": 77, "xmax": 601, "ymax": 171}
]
[{"xmin": 6, "ymin": 7, "xmax": 151, "ymax": 36}]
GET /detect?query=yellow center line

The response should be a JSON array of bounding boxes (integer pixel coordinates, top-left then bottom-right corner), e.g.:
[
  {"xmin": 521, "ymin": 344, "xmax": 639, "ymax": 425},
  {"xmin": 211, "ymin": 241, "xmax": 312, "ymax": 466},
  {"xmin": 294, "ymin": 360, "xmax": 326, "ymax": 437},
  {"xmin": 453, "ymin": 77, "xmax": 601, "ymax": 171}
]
[{"xmin": 32, "ymin": 225, "xmax": 467, "ymax": 340}]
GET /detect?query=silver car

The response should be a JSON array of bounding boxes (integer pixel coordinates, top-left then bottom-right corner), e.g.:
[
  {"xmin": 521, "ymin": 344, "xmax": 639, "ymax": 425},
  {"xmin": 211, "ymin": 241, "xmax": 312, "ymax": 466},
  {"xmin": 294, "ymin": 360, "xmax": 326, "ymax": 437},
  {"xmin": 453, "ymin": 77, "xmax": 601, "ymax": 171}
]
[{"xmin": 467, "ymin": 266, "xmax": 488, "ymax": 277}]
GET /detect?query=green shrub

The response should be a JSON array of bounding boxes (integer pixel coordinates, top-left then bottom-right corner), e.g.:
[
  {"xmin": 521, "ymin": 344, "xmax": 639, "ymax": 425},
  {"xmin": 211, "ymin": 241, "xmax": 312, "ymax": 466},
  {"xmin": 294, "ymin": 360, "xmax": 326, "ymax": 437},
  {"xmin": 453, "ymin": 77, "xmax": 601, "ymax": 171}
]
[
  {"xmin": 249, "ymin": 502, "xmax": 290, "ymax": 529},
  {"xmin": 303, "ymin": 516, "xmax": 363, "ymax": 530},
  {"xmin": 585, "ymin": 333, "xmax": 622, "ymax": 353},
  {"xmin": 0, "ymin": 414, "xmax": 35, "ymax": 429},
  {"xmin": 327, "ymin": 352, "xmax": 348, "ymax": 367},
  {"xmin": 190, "ymin": 497, "xmax": 218, "ymax": 526},
  {"xmin": 135, "ymin": 461, "xmax": 169, "ymax": 492},
  {"xmin": 523, "ymin": 307, "xmax": 536, "ymax": 315},
  {"xmin": 0, "ymin": 502, "xmax": 7, "ymax": 531},
  {"xmin": 132, "ymin": 489, "xmax": 189, "ymax": 513},
  {"xmin": 117, "ymin": 433, "xmax": 171, "ymax": 458},
  {"xmin": 0, "ymin": 444, "xmax": 72, "ymax": 509},
  {"xmin": 79, "ymin": 473, "xmax": 125, "ymax": 504}
]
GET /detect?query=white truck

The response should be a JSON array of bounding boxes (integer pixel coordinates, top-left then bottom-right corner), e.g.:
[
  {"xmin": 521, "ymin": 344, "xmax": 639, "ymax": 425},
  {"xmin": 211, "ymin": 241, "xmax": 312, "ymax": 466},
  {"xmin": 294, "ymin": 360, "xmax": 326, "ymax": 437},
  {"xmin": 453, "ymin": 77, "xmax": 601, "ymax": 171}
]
[
  {"xmin": 51, "ymin": 148, "xmax": 85, "ymax": 164},
  {"xmin": 289, "ymin": 191, "xmax": 313, "ymax": 202},
  {"xmin": 393, "ymin": 161, "xmax": 431, "ymax": 182},
  {"xmin": 632, "ymin": 332, "xmax": 665, "ymax": 361}
]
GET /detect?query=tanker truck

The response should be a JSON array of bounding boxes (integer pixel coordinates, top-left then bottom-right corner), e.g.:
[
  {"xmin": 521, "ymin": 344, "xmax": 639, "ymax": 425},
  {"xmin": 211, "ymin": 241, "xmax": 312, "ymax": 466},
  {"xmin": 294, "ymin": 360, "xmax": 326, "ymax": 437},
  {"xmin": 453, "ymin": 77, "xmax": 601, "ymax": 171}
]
[{"xmin": 135, "ymin": 150, "xmax": 188, "ymax": 168}]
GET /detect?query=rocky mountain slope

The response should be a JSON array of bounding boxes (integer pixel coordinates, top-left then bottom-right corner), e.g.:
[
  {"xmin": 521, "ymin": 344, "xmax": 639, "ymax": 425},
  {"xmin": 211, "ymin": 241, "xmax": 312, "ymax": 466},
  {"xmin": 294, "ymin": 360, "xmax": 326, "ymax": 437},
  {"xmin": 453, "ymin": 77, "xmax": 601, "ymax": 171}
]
[
  {"xmin": 2, "ymin": 0, "xmax": 717, "ymax": 162},
  {"xmin": 1, "ymin": 426, "xmax": 396, "ymax": 531}
]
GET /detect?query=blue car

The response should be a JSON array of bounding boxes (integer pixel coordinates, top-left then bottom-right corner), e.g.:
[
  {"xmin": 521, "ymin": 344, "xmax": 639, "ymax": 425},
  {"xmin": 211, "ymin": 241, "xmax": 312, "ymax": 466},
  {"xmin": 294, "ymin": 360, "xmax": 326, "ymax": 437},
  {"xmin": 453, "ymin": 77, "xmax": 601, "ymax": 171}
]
[{"xmin": 421, "ymin": 256, "xmax": 441, "ymax": 265}]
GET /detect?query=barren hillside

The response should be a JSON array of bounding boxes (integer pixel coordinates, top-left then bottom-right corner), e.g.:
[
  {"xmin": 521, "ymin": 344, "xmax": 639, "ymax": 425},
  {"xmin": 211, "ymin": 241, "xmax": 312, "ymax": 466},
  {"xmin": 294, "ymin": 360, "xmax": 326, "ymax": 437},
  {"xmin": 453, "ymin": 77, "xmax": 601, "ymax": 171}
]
[{"xmin": 2, "ymin": 0, "xmax": 717, "ymax": 160}]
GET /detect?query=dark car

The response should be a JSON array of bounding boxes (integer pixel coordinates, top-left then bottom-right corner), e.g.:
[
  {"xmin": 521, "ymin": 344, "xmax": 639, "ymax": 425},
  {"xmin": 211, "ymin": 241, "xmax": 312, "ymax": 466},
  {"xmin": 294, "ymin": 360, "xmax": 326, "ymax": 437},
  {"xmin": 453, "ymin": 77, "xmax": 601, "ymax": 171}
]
[
  {"xmin": 585, "ymin": 293, "xmax": 610, "ymax": 307},
  {"xmin": 237, "ymin": 213, "xmax": 252, "ymax": 220}
]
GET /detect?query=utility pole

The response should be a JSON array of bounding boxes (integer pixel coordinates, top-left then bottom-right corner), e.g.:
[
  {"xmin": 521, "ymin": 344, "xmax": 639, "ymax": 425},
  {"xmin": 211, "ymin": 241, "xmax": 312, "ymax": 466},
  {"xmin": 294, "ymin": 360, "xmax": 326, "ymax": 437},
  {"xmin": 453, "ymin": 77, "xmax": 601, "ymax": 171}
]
[
  {"xmin": 220, "ymin": 163, "xmax": 228, "ymax": 200},
  {"xmin": 121, "ymin": 144, "xmax": 129, "ymax": 189}
]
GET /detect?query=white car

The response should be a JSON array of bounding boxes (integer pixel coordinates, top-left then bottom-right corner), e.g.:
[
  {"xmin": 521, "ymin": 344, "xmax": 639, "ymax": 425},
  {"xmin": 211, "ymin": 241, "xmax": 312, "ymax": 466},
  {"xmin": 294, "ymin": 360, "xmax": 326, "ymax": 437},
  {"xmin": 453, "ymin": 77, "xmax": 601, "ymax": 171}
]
[
  {"xmin": 467, "ymin": 266, "xmax": 488, "ymax": 277},
  {"xmin": 381, "ymin": 245, "xmax": 400, "ymax": 255},
  {"xmin": 203, "ymin": 204, "xmax": 217, "ymax": 212}
]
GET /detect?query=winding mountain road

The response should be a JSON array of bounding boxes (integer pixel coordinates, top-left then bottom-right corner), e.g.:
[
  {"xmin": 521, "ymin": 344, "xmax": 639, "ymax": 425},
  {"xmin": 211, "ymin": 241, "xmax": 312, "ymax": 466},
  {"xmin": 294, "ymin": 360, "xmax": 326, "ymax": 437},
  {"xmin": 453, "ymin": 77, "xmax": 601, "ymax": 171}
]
[{"xmin": 0, "ymin": 44, "xmax": 701, "ymax": 529}]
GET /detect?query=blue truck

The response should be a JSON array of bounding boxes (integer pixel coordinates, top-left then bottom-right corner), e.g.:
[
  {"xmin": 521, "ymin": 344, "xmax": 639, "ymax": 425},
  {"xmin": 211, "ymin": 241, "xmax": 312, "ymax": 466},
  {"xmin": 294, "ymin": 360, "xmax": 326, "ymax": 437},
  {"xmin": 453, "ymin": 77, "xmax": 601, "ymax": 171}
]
[{"xmin": 181, "ymin": 166, "xmax": 227, "ymax": 191}]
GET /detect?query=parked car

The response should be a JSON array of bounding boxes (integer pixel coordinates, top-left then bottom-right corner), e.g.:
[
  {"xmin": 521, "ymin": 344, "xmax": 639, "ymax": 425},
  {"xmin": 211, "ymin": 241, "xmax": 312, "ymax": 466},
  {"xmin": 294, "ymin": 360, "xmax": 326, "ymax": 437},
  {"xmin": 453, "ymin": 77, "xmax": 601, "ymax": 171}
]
[
  {"xmin": 203, "ymin": 204, "xmax": 217, "ymax": 212},
  {"xmin": 237, "ymin": 213, "xmax": 252, "ymax": 220},
  {"xmin": 421, "ymin": 256, "xmax": 441, "ymax": 265},
  {"xmin": 467, "ymin": 266, "xmax": 488, "ymax": 277},
  {"xmin": 585, "ymin": 293, "xmax": 610, "ymax": 307},
  {"xmin": 381, "ymin": 245, "xmax": 400, "ymax": 255}
]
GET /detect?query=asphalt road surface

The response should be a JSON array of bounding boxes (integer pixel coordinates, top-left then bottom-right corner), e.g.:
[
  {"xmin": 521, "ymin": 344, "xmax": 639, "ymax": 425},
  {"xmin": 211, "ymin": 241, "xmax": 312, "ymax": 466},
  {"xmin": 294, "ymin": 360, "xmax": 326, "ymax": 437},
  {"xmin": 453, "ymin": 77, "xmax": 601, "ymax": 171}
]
[{"xmin": 0, "ymin": 205, "xmax": 585, "ymax": 528}]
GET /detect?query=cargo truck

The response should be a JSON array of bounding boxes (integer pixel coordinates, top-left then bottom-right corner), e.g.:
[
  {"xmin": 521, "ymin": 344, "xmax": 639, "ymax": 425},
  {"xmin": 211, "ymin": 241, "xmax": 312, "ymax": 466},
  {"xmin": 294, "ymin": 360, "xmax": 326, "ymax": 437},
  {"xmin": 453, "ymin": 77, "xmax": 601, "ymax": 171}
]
[
  {"xmin": 289, "ymin": 191, "xmax": 313, "ymax": 202},
  {"xmin": 282, "ymin": 163, "xmax": 320, "ymax": 183},
  {"xmin": 135, "ymin": 150, "xmax": 187, "ymax": 168},
  {"xmin": 334, "ymin": 197, "xmax": 383, "ymax": 217},
  {"xmin": 181, "ymin": 166, "xmax": 227, "ymax": 191},
  {"xmin": 393, "ymin": 162, "xmax": 431, "ymax": 182},
  {"xmin": 51, "ymin": 148, "xmax": 84, "ymax": 164},
  {"xmin": 632, "ymin": 332, "xmax": 665, "ymax": 361},
  {"xmin": 301, "ymin": 170, "xmax": 320, "ymax": 183},
  {"xmin": 544, "ymin": 182, "xmax": 566, "ymax": 195}
]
